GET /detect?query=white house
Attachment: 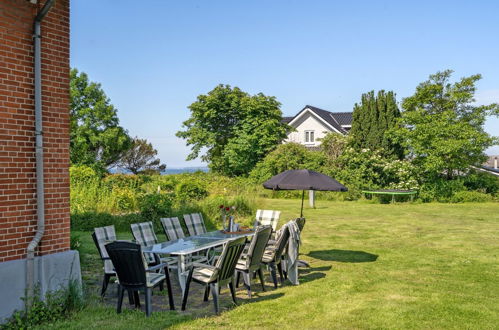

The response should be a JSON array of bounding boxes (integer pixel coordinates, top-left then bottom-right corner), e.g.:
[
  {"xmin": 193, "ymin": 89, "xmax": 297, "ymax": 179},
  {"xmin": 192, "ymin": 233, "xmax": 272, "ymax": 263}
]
[{"xmin": 283, "ymin": 105, "xmax": 353, "ymax": 147}]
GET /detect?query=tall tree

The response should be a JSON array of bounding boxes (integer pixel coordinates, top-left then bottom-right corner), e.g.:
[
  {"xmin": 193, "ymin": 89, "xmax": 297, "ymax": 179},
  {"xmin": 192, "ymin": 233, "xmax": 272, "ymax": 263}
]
[
  {"xmin": 118, "ymin": 137, "xmax": 166, "ymax": 174},
  {"xmin": 350, "ymin": 90, "xmax": 403, "ymax": 158},
  {"xmin": 176, "ymin": 84, "xmax": 289, "ymax": 176},
  {"xmin": 395, "ymin": 70, "xmax": 498, "ymax": 180},
  {"xmin": 70, "ymin": 69, "xmax": 131, "ymax": 172}
]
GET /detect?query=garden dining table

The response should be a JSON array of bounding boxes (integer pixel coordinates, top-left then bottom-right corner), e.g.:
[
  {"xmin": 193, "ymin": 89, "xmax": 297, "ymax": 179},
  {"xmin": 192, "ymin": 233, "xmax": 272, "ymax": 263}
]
[{"xmin": 142, "ymin": 230, "xmax": 254, "ymax": 293}]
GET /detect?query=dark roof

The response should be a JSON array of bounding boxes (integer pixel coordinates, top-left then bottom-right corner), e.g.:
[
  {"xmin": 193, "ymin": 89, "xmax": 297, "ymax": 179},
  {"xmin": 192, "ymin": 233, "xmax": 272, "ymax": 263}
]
[
  {"xmin": 306, "ymin": 105, "xmax": 346, "ymax": 133},
  {"xmin": 282, "ymin": 116, "xmax": 293, "ymax": 124},
  {"xmin": 288, "ymin": 105, "xmax": 352, "ymax": 134},
  {"xmin": 331, "ymin": 112, "xmax": 352, "ymax": 126}
]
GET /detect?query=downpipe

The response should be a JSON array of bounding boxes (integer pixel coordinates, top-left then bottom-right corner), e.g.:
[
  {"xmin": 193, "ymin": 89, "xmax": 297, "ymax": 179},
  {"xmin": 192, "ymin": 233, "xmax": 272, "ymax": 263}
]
[{"xmin": 26, "ymin": 0, "xmax": 56, "ymax": 302}]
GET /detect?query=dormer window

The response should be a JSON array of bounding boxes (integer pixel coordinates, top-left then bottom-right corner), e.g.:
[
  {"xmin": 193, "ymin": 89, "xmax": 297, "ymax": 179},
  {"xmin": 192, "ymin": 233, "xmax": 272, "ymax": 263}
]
[{"xmin": 305, "ymin": 130, "xmax": 315, "ymax": 143}]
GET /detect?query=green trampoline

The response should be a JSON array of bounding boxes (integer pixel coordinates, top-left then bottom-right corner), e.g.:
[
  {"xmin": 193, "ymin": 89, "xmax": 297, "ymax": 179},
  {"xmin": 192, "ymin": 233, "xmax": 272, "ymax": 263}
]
[{"xmin": 362, "ymin": 189, "xmax": 417, "ymax": 202}]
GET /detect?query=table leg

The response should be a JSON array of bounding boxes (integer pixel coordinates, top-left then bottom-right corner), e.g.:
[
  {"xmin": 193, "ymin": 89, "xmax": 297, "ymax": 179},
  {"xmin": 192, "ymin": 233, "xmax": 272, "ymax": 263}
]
[{"xmin": 178, "ymin": 254, "xmax": 186, "ymax": 293}]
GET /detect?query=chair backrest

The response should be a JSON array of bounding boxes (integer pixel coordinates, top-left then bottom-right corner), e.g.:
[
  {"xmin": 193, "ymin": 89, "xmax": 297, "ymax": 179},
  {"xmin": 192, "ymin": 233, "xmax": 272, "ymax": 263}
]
[
  {"xmin": 245, "ymin": 226, "xmax": 273, "ymax": 269},
  {"xmin": 93, "ymin": 225, "xmax": 117, "ymax": 274},
  {"xmin": 131, "ymin": 221, "xmax": 158, "ymax": 246},
  {"xmin": 213, "ymin": 237, "xmax": 246, "ymax": 284},
  {"xmin": 93, "ymin": 225, "xmax": 117, "ymax": 260},
  {"xmin": 295, "ymin": 217, "xmax": 306, "ymax": 232},
  {"xmin": 105, "ymin": 241, "xmax": 147, "ymax": 289},
  {"xmin": 160, "ymin": 217, "xmax": 185, "ymax": 241},
  {"xmin": 183, "ymin": 213, "xmax": 207, "ymax": 236},
  {"xmin": 273, "ymin": 224, "xmax": 291, "ymax": 261},
  {"xmin": 130, "ymin": 221, "xmax": 158, "ymax": 264},
  {"xmin": 254, "ymin": 209, "xmax": 281, "ymax": 231}
]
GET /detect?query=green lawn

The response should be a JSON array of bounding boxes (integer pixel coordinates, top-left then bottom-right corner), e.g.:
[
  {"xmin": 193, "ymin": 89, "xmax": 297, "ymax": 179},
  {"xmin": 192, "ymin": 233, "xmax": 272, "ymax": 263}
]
[{"xmin": 42, "ymin": 199, "xmax": 499, "ymax": 329}]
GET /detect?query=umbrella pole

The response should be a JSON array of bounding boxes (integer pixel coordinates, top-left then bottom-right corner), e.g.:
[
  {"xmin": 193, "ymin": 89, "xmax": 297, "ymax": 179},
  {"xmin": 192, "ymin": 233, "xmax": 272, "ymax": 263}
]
[{"xmin": 300, "ymin": 190, "xmax": 304, "ymax": 217}]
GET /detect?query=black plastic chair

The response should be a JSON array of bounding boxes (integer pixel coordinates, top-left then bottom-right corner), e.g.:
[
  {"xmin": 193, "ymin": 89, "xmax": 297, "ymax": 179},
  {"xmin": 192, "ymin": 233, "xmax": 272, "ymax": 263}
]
[
  {"xmin": 235, "ymin": 226, "xmax": 273, "ymax": 298},
  {"xmin": 105, "ymin": 241, "xmax": 175, "ymax": 316},
  {"xmin": 262, "ymin": 225, "xmax": 290, "ymax": 288},
  {"xmin": 181, "ymin": 237, "xmax": 246, "ymax": 314}
]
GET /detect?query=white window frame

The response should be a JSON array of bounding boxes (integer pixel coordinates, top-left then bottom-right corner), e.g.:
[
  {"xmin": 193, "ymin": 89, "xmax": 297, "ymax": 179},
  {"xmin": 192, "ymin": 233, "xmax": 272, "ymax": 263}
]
[{"xmin": 304, "ymin": 130, "xmax": 315, "ymax": 143}]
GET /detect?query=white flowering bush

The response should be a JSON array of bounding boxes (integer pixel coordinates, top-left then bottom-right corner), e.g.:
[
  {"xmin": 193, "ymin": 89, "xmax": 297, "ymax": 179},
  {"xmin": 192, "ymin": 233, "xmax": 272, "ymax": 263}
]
[{"xmin": 325, "ymin": 147, "xmax": 418, "ymax": 198}]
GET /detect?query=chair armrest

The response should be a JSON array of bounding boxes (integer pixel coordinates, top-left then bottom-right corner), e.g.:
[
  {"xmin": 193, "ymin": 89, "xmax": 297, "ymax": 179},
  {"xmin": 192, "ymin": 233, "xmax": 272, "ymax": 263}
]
[
  {"xmin": 190, "ymin": 262, "xmax": 216, "ymax": 269},
  {"xmin": 146, "ymin": 263, "xmax": 168, "ymax": 272}
]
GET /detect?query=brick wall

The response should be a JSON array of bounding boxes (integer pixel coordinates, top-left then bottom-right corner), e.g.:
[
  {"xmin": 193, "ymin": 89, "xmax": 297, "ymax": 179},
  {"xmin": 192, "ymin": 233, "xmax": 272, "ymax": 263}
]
[{"xmin": 0, "ymin": 0, "xmax": 70, "ymax": 262}]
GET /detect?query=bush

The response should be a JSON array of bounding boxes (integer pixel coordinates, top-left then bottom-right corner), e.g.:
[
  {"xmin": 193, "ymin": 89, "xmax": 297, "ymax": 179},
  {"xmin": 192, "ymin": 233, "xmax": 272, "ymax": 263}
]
[
  {"xmin": 2, "ymin": 280, "xmax": 85, "ymax": 329},
  {"xmin": 103, "ymin": 174, "xmax": 141, "ymax": 190},
  {"xmin": 463, "ymin": 171, "xmax": 499, "ymax": 195},
  {"xmin": 111, "ymin": 187, "xmax": 138, "ymax": 212},
  {"xmin": 69, "ymin": 165, "xmax": 98, "ymax": 186},
  {"xmin": 70, "ymin": 212, "xmax": 144, "ymax": 232},
  {"xmin": 157, "ymin": 175, "xmax": 179, "ymax": 191},
  {"xmin": 326, "ymin": 147, "xmax": 418, "ymax": 195},
  {"xmin": 418, "ymin": 179, "xmax": 467, "ymax": 202},
  {"xmin": 249, "ymin": 143, "xmax": 326, "ymax": 182},
  {"xmin": 174, "ymin": 178, "xmax": 209, "ymax": 202},
  {"xmin": 450, "ymin": 191, "xmax": 494, "ymax": 203},
  {"xmin": 198, "ymin": 194, "xmax": 256, "ymax": 228},
  {"xmin": 139, "ymin": 193, "xmax": 173, "ymax": 221},
  {"xmin": 200, "ymin": 173, "xmax": 257, "ymax": 197},
  {"xmin": 70, "ymin": 233, "xmax": 82, "ymax": 251},
  {"xmin": 70, "ymin": 177, "xmax": 110, "ymax": 214}
]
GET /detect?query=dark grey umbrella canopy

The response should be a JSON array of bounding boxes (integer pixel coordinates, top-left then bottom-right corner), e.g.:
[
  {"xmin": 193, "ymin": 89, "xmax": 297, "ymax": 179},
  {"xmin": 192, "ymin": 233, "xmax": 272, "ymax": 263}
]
[
  {"xmin": 263, "ymin": 169, "xmax": 348, "ymax": 192},
  {"xmin": 263, "ymin": 169, "xmax": 347, "ymax": 217}
]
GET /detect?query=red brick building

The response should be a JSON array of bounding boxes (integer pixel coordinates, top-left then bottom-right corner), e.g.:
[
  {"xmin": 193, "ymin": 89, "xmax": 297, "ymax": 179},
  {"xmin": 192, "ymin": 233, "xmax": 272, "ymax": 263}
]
[{"xmin": 0, "ymin": 0, "xmax": 79, "ymax": 320}]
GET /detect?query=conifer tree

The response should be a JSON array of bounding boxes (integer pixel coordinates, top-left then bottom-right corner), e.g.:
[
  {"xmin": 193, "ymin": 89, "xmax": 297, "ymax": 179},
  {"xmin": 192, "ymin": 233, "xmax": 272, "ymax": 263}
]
[{"xmin": 350, "ymin": 90, "xmax": 403, "ymax": 158}]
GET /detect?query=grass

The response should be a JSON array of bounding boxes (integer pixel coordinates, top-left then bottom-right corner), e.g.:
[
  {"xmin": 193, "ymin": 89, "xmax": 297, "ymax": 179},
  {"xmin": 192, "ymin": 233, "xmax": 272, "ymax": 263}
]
[{"xmin": 41, "ymin": 199, "xmax": 499, "ymax": 329}]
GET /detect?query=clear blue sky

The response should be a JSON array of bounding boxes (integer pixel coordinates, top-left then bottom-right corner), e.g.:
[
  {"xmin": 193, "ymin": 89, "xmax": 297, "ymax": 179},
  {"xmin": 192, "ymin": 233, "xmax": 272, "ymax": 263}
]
[{"xmin": 71, "ymin": 0, "xmax": 499, "ymax": 167}]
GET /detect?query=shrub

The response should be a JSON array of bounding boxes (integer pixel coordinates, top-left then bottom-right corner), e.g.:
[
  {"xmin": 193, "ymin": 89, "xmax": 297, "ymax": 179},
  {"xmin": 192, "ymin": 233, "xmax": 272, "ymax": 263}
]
[
  {"xmin": 463, "ymin": 171, "xmax": 499, "ymax": 195},
  {"xmin": 157, "ymin": 175, "xmax": 179, "ymax": 192},
  {"xmin": 249, "ymin": 143, "xmax": 326, "ymax": 182},
  {"xmin": 418, "ymin": 179, "xmax": 467, "ymax": 202},
  {"xmin": 69, "ymin": 165, "xmax": 98, "ymax": 186},
  {"xmin": 327, "ymin": 147, "xmax": 418, "ymax": 194},
  {"xmin": 2, "ymin": 280, "xmax": 85, "ymax": 329},
  {"xmin": 450, "ymin": 191, "xmax": 494, "ymax": 203},
  {"xmin": 70, "ymin": 212, "xmax": 144, "ymax": 232},
  {"xmin": 174, "ymin": 178, "xmax": 209, "ymax": 202},
  {"xmin": 201, "ymin": 173, "xmax": 257, "ymax": 196},
  {"xmin": 320, "ymin": 132, "xmax": 349, "ymax": 161},
  {"xmin": 103, "ymin": 174, "xmax": 141, "ymax": 190},
  {"xmin": 70, "ymin": 177, "xmax": 110, "ymax": 214},
  {"xmin": 111, "ymin": 187, "xmax": 138, "ymax": 212},
  {"xmin": 70, "ymin": 233, "xmax": 82, "ymax": 251},
  {"xmin": 198, "ymin": 194, "xmax": 256, "ymax": 228},
  {"xmin": 139, "ymin": 193, "xmax": 173, "ymax": 221}
]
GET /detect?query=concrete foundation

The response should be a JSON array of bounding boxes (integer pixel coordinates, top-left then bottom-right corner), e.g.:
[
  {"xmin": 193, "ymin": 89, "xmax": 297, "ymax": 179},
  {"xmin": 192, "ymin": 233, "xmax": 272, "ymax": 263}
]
[{"xmin": 0, "ymin": 250, "xmax": 81, "ymax": 322}]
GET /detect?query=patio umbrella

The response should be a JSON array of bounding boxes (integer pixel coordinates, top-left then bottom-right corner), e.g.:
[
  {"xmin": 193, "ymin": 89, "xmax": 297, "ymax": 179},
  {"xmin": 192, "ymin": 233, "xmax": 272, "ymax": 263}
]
[{"xmin": 263, "ymin": 169, "xmax": 348, "ymax": 217}]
